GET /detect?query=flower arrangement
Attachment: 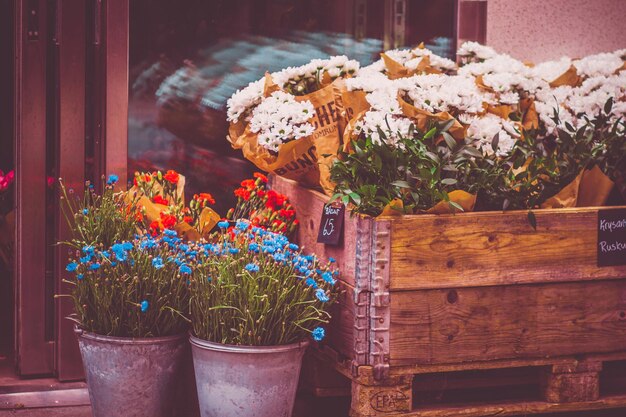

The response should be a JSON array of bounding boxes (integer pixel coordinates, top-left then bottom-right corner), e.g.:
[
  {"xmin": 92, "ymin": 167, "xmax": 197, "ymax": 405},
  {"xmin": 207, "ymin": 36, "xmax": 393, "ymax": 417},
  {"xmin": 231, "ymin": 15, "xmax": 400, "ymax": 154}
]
[
  {"xmin": 248, "ymin": 91, "xmax": 315, "ymax": 153},
  {"xmin": 131, "ymin": 170, "xmax": 219, "ymax": 239},
  {"xmin": 226, "ymin": 172, "xmax": 299, "ymax": 236},
  {"xmin": 63, "ymin": 232, "xmax": 190, "ymax": 337},
  {"xmin": 189, "ymin": 219, "xmax": 338, "ymax": 346},
  {"xmin": 59, "ymin": 175, "xmax": 137, "ymax": 249},
  {"xmin": 323, "ymin": 43, "xmax": 626, "ymax": 214}
]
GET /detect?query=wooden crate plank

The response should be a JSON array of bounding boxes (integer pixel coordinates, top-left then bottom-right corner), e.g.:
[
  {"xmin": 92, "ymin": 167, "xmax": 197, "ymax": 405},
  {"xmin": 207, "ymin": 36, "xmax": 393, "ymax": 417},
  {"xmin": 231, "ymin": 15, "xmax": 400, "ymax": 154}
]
[
  {"xmin": 326, "ymin": 281, "xmax": 358, "ymax": 361},
  {"xmin": 270, "ymin": 176, "xmax": 360, "ymax": 288},
  {"xmin": 389, "ymin": 280, "xmax": 626, "ymax": 366},
  {"xmin": 389, "ymin": 208, "xmax": 626, "ymax": 290},
  {"xmin": 358, "ymin": 393, "xmax": 626, "ymax": 417}
]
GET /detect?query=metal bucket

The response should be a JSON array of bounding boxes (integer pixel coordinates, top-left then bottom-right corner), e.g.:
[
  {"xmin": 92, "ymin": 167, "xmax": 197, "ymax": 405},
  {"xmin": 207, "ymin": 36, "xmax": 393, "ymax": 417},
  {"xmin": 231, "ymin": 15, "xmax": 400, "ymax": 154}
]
[
  {"xmin": 76, "ymin": 328, "xmax": 188, "ymax": 417},
  {"xmin": 190, "ymin": 335, "xmax": 309, "ymax": 417}
]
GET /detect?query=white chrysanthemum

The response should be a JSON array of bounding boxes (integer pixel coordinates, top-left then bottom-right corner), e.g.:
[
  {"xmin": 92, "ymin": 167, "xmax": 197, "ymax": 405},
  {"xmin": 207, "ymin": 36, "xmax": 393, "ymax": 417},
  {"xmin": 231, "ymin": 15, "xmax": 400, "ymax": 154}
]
[
  {"xmin": 531, "ymin": 57, "xmax": 573, "ymax": 83},
  {"xmin": 457, "ymin": 41, "xmax": 498, "ymax": 62},
  {"xmin": 409, "ymin": 46, "xmax": 457, "ymax": 72},
  {"xmin": 466, "ymin": 114, "xmax": 520, "ymax": 157},
  {"xmin": 574, "ymin": 51, "xmax": 624, "ymax": 78},
  {"xmin": 353, "ymin": 110, "xmax": 416, "ymax": 148},
  {"xmin": 272, "ymin": 55, "xmax": 360, "ymax": 87},
  {"xmin": 359, "ymin": 49, "xmax": 414, "ymax": 75},
  {"xmin": 344, "ymin": 71, "xmax": 394, "ymax": 93},
  {"xmin": 248, "ymin": 91, "xmax": 315, "ymax": 153},
  {"xmin": 402, "ymin": 74, "xmax": 495, "ymax": 115},
  {"xmin": 458, "ymin": 54, "xmax": 527, "ymax": 77},
  {"xmin": 226, "ymin": 78, "xmax": 265, "ymax": 123}
]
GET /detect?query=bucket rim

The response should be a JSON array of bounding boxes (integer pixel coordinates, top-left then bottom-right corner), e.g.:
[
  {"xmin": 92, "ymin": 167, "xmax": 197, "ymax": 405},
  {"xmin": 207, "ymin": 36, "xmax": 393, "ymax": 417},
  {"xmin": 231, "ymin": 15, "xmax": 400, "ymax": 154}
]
[
  {"xmin": 74, "ymin": 326, "xmax": 187, "ymax": 345},
  {"xmin": 189, "ymin": 333, "xmax": 309, "ymax": 353}
]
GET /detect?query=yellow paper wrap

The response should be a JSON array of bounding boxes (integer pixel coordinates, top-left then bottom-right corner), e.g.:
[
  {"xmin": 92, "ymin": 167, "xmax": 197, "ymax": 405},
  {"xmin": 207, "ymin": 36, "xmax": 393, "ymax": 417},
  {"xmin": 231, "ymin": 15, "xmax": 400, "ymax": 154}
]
[{"xmin": 541, "ymin": 166, "xmax": 614, "ymax": 209}]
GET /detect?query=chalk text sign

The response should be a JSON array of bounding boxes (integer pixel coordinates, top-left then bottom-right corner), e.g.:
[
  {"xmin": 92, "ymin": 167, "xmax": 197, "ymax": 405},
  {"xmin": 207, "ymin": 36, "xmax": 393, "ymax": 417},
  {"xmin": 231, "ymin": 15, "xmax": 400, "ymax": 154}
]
[
  {"xmin": 598, "ymin": 208, "xmax": 626, "ymax": 267},
  {"xmin": 317, "ymin": 203, "xmax": 345, "ymax": 246}
]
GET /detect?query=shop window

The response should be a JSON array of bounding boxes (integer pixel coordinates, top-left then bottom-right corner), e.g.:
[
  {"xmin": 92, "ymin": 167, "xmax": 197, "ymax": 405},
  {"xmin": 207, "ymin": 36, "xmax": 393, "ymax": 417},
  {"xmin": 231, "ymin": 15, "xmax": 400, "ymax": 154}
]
[{"xmin": 128, "ymin": 0, "xmax": 457, "ymax": 213}]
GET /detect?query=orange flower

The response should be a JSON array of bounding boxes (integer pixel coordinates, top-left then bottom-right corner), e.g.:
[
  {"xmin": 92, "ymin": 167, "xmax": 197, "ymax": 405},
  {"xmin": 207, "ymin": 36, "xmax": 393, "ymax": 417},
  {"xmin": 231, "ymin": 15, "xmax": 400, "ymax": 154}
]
[
  {"xmin": 163, "ymin": 170, "xmax": 179, "ymax": 184},
  {"xmin": 240, "ymin": 179, "xmax": 256, "ymax": 190},
  {"xmin": 160, "ymin": 212, "xmax": 177, "ymax": 229},
  {"xmin": 183, "ymin": 215, "xmax": 193, "ymax": 224}
]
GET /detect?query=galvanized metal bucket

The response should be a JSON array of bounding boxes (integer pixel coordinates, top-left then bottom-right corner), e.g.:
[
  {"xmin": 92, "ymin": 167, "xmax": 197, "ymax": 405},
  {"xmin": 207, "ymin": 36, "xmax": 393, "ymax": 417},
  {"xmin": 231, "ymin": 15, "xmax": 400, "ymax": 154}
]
[
  {"xmin": 76, "ymin": 328, "xmax": 188, "ymax": 417},
  {"xmin": 190, "ymin": 335, "xmax": 309, "ymax": 417}
]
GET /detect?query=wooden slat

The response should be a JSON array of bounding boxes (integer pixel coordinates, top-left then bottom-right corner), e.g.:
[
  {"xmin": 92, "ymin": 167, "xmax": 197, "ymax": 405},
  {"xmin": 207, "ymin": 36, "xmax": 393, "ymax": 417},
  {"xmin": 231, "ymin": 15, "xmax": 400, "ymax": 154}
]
[
  {"xmin": 389, "ymin": 208, "xmax": 626, "ymax": 290},
  {"xmin": 369, "ymin": 393, "xmax": 626, "ymax": 417},
  {"xmin": 327, "ymin": 281, "xmax": 357, "ymax": 361},
  {"xmin": 389, "ymin": 280, "xmax": 626, "ymax": 366},
  {"xmin": 55, "ymin": 0, "xmax": 86, "ymax": 381},
  {"xmin": 14, "ymin": 0, "xmax": 54, "ymax": 376}
]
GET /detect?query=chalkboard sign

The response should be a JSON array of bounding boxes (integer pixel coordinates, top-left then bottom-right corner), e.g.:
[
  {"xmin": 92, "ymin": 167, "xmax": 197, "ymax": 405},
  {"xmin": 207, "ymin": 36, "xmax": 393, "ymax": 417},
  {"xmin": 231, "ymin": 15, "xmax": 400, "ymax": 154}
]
[
  {"xmin": 317, "ymin": 203, "xmax": 345, "ymax": 246},
  {"xmin": 597, "ymin": 208, "xmax": 626, "ymax": 267}
]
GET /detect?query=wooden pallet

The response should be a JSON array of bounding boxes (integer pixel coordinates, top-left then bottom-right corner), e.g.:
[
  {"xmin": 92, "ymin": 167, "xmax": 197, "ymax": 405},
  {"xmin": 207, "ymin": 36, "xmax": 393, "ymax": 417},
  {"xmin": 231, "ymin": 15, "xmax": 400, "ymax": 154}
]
[{"xmin": 311, "ymin": 347, "xmax": 626, "ymax": 417}]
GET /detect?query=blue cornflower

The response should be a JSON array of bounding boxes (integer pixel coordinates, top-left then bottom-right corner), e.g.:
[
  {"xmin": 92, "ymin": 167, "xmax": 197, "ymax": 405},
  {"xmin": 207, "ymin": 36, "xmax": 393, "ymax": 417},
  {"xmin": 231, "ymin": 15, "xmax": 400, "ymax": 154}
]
[
  {"xmin": 245, "ymin": 263, "xmax": 259, "ymax": 273},
  {"xmin": 312, "ymin": 327, "xmax": 325, "ymax": 341},
  {"xmin": 207, "ymin": 276, "xmax": 212, "ymax": 282},
  {"xmin": 140, "ymin": 300, "xmax": 149, "ymax": 313},
  {"xmin": 288, "ymin": 243, "xmax": 299, "ymax": 251},
  {"xmin": 66, "ymin": 262, "xmax": 78, "ymax": 272},
  {"xmin": 82, "ymin": 245, "xmax": 95, "ymax": 255},
  {"xmin": 217, "ymin": 221, "xmax": 229, "ymax": 229},
  {"xmin": 114, "ymin": 251, "xmax": 128, "ymax": 262},
  {"xmin": 322, "ymin": 271, "xmax": 336, "ymax": 285},
  {"xmin": 228, "ymin": 248, "xmax": 240, "ymax": 254},
  {"xmin": 79, "ymin": 255, "xmax": 91, "ymax": 264},
  {"xmin": 315, "ymin": 289, "xmax": 330, "ymax": 303},
  {"xmin": 179, "ymin": 244, "xmax": 189, "ymax": 252},
  {"xmin": 77, "ymin": 274, "xmax": 84, "ymax": 280},
  {"xmin": 100, "ymin": 251, "xmax": 110, "ymax": 259},
  {"xmin": 273, "ymin": 252, "xmax": 286, "ymax": 263},
  {"xmin": 107, "ymin": 174, "xmax": 119, "ymax": 185},
  {"xmin": 328, "ymin": 257, "xmax": 336, "ymax": 263},
  {"xmin": 305, "ymin": 277, "xmax": 318, "ymax": 288},
  {"xmin": 140, "ymin": 239, "xmax": 156, "ymax": 250},
  {"xmin": 248, "ymin": 243, "xmax": 259, "ymax": 253},
  {"xmin": 179, "ymin": 264, "xmax": 192, "ymax": 274},
  {"xmin": 163, "ymin": 229, "xmax": 177, "ymax": 238},
  {"xmin": 122, "ymin": 242, "xmax": 133, "ymax": 250},
  {"xmin": 262, "ymin": 245, "xmax": 276, "ymax": 254},
  {"xmin": 82, "ymin": 208, "xmax": 89, "ymax": 215},
  {"xmin": 89, "ymin": 262, "xmax": 101, "ymax": 271},
  {"xmin": 235, "ymin": 220, "xmax": 249, "ymax": 231},
  {"xmin": 152, "ymin": 257, "xmax": 164, "ymax": 269}
]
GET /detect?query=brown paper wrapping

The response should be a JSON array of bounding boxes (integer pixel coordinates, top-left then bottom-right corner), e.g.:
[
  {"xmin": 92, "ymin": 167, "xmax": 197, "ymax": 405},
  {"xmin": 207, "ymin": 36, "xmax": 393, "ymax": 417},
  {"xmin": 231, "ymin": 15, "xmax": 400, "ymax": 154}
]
[
  {"xmin": 381, "ymin": 53, "xmax": 440, "ymax": 80},
  {"xmin": 239, "ymin": 127, "xmax": 321, "ymax": 188},
  {"xmin": 541, "ymin": 165, "xmax": 614, "ymax": 209},
  {"xmin": 549, "ymin": 65, "xmax": 581, "ymax": 88},
  {"xmin": 295, "ymin": 83, "xmax": 342, "ymax": 195},
  {"xmin": 378, "ymin": 199, "xmax": 406, "ymax": 217},
  {"xmin": 520, "ymin": 98, "xmax": 539, "ymax": 131},
  {"xmin": 425, "ymin": 190, "xmax": 477, "ymax": 214},
  {"xmin": 398, "ymin": 95, "xmax": 466, "ymax": 141},
  {"xmin": 333, "ymin": 78, "xmax": 370, "ymax": 144}
]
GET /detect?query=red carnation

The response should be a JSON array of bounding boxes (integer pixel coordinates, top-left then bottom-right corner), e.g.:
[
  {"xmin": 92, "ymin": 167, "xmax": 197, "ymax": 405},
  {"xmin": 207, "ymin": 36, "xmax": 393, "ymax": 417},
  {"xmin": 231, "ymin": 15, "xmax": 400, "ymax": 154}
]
[
  {"xmin": 152, "ymin": 195, "xmax": 169, "ymax": 206},
  {"xmin": 253, "ymin": 172, "xmax": 268, "ymax": 183},
  {"xmin": 163, "ymin": 170, "xmax": 180, "ymax": 185}
]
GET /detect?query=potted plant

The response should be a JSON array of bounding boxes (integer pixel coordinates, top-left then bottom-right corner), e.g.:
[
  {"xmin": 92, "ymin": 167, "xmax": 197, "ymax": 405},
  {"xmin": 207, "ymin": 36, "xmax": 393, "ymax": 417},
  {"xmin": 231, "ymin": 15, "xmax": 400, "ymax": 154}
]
[
  {"xmin": 60, "ymin": 175, "xmax": 190, "ymax": 417},
  {"xmin": 188, "ymin": 219, "xmax": 338, "ymax": 417}
]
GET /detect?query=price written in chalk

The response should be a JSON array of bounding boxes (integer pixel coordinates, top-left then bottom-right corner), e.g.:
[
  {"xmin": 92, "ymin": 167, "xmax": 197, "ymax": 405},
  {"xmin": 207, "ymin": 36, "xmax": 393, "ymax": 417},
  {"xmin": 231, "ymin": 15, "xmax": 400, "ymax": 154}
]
[
  {"xmin": 597, "ymin": 208, "xmax": 626, "ymax": 267},
  {"xmin": 317, "ymin": 203, "xmax": 345, "ymax": 246}
]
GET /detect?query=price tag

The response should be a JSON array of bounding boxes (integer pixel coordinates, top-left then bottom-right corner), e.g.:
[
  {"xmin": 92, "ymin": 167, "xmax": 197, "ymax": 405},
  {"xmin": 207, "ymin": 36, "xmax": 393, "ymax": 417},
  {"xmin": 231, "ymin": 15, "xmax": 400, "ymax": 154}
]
[
  {"xmin": 317, "ymin": 203, "xmax": 345, "ymax": 246},
  {"xmin": 597, "ymin": 208, "xmax": 626, "ymax": 267}
]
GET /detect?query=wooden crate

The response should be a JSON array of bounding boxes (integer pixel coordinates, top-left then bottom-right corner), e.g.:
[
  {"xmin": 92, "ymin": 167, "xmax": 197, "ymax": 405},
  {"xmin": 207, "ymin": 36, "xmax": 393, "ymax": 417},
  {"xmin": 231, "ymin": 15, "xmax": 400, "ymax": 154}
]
[{"xmin": 270, "ymin": 175, "xmax": 626, "ymax": 416}]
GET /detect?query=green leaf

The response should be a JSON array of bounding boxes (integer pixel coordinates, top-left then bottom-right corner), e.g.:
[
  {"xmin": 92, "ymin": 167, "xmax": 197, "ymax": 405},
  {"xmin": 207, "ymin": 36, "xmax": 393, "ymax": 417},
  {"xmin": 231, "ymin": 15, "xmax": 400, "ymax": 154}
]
[
  {"xmin": 440, "ymin": 118, "xmax": 455, "ymax": 133},
  {"xmin": 442, "ymin": 132, "xmax": 457, "ymax": 150},
  {"xmin": 391, "ymin": 180, "xmax": 411, "ymax": 188},
  {"xmin": 423, "ymin": 127, "xmax": 438, "ymax": 139},
  {"xmin": 441, "ymin": 178, "xmax": 458, "ymax": 185},
  {"xmin": 491, "ymin": 133, "xmax": 500, "ymax": 153},
  {"xmin": 527, "ymin": 210, "xmax": 537, "ymax": 231},
  {"xmin": 349, "ymin": 193, "xmax": 362, "ymax": 205},
  {"xmin": 449, "ymin": 201, "xmax": 464, "ymax": 212},
  {"xmin": 604, "ymin": 97, "xmax": 613, "ymax": 115}
]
